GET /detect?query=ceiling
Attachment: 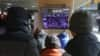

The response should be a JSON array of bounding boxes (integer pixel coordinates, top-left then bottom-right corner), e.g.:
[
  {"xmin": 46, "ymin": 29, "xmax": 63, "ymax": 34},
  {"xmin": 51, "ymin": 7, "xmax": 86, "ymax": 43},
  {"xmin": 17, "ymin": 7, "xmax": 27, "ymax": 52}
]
[{"xmin": 0, "ymin": 0, "xmax": 38, "ymax": 10}]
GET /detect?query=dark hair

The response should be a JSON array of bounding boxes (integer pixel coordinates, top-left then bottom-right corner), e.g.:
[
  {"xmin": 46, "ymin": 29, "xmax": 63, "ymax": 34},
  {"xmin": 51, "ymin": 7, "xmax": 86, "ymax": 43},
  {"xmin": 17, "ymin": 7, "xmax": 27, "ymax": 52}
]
[
  {"xmin": 69, "ymin": 10, "xmax": 96, "ymax": 34},
  {"xmin": 45, "ymin": 35, "xmax": 61, "ymax": 48},
  {"xmin": 33, "ymin": 28, "xmax": 40, "ymax": 39}
]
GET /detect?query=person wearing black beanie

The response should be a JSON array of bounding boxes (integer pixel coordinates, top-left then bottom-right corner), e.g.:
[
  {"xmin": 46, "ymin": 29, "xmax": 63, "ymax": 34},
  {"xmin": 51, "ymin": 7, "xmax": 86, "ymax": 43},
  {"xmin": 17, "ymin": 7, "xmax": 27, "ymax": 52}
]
[{"xmin": 65, "ymin": 10, "xmax": 100, "ymax": 56}]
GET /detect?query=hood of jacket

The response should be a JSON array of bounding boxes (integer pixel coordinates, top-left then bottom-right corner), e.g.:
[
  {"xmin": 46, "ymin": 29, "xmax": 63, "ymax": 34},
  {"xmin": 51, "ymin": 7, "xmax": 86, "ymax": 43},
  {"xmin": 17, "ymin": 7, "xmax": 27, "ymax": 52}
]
[{"xmin": 7, "ymin": 7, "xmax": 32, "ymax": 33}]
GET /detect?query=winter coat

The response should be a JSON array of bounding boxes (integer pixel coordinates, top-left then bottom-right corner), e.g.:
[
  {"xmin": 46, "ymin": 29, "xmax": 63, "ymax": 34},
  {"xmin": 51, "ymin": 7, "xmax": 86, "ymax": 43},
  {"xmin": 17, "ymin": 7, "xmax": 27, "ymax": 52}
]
[
  {"xmin": 41, "ymin": 48, "xmax": 63, "ymax": 56},
  {"xmin": 58, "ymin": 32, "xmax": 70, "ymax": 48},
  {"xmin": 4, "ymin": 7, "xmax": 40, "ymax": 56},
  {"xmin": 65, "ymin": 33, "xmax": 100, "ymax": 56}
]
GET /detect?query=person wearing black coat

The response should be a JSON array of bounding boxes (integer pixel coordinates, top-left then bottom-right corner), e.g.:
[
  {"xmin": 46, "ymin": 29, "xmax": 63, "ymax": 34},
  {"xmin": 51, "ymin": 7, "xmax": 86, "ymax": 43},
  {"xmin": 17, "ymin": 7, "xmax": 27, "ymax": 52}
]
[
  {"xmin": 65, "ymin": 10, "xmax": 100, "ymax": 56},
  {"xmin": 5, "ymin": 7, "xmax": 40, "ymax": 56}
]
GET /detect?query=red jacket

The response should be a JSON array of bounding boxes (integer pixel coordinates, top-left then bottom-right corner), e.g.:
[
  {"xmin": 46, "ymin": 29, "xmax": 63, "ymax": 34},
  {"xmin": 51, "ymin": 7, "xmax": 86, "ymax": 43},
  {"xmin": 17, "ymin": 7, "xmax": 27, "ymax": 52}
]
[{"xmin": 41, "ymin": 48, "xmax": 63, "ymax": 56}]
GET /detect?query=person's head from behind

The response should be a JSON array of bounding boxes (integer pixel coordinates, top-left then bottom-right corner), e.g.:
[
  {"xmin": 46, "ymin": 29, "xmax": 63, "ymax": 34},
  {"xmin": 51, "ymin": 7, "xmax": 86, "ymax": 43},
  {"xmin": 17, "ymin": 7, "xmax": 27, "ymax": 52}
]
[
  {"xmin": 69, "ymin": 10, "xmax": 96, "ymax": 35},
  {"xmin": 45, "ymin": 35, "xmax": 61, "ymax": 48},
  {"xmin": 7, "ymin": 6, "xmax": 28, "ymax": 19},
  {"xmin": 7, "ymin": 6, "xmax": 31, "ymax": 33}
]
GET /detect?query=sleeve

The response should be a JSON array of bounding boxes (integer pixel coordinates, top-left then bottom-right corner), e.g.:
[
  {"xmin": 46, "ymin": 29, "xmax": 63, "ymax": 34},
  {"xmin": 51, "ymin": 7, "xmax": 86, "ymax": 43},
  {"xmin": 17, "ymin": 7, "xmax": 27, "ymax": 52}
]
[
  {"xmin": 64, "ymin": 39, "xmax": 73, "ymax": 55},
  {"xmin": 65, "ymin": 33, "xmax": 100, "ymax": 56},
  {"xmin": 79, "ymin": 40, "xmax": 100, "ymax": 56},
  {"xmin": 25, "ymin": 38, "xmax": 40, "ymax": 56},
  {"xmin": 65, "ymin": 38, "xmax": 100, "ymax": 56}
]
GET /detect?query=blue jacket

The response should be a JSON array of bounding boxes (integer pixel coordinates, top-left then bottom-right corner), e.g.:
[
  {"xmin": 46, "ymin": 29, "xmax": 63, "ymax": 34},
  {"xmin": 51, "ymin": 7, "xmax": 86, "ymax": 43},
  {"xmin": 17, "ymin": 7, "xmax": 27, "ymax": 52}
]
[{"xmin": 58, "ymin": 32, "xmax": 69, "ymax": 48}]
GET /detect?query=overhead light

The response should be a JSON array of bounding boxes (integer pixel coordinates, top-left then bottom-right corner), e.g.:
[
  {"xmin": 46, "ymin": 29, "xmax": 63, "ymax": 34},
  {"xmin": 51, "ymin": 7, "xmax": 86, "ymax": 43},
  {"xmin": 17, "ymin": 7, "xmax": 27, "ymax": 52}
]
[
  {"xmin": 7, "ymin": 3, "xmax": 12, "ymax": 6},
  {"xmin": 0, "ymin": 10, "xmax": 1, "ymax": 14},
  {"xmin": 25, "ymin": 8, "xmax": 28, "ymax": 10},
  {"xmin": 3, "ymin": 11, "xmax": 7, "ymax": 15},
  {"xmin": 32, "ymin": 5, "xmax": 36, "ymax": 8}
]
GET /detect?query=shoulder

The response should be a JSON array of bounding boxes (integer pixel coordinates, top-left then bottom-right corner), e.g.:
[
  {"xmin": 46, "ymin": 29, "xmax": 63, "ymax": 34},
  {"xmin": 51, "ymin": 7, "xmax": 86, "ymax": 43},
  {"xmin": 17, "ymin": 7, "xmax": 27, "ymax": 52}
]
[{"xmin": 7, "ymin": 31, "xmax": 33, "ymax": 41}]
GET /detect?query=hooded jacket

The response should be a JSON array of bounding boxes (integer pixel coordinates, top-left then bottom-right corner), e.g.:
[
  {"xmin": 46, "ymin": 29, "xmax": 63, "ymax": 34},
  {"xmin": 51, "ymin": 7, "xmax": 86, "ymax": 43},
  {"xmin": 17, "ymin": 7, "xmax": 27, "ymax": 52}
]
[
  {"xmin": 58, "ymin": 31, "xmax": 70, "ymax": 48},
  {"xmin": 65, "ymin": 10, "xmax": 100, "ymax": 56},
  {"xmin": 6, "ymin": 7, "xmax": 33, "ymax": 40},
  {"xmin": 6, "ymin": 7, "xmax": 39, "ymax": 56}
]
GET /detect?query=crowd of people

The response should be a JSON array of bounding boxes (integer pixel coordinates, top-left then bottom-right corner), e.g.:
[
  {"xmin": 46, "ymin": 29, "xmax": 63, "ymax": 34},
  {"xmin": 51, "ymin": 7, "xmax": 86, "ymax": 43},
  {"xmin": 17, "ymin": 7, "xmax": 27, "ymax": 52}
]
[{"xmin": 0, "ymin": 6, "xmax": 100, "ymax": 56}]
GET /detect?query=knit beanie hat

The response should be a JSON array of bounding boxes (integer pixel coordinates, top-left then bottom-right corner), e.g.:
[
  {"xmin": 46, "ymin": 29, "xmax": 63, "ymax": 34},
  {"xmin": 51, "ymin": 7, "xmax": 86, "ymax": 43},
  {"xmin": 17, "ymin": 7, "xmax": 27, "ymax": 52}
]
[
  {"xmin": 69, "ymin": 10, "xmax": 97, "ymax": 34},
  {"xmin": 45, "ymin": 35, "xmax": 61, "ymax": 48}
]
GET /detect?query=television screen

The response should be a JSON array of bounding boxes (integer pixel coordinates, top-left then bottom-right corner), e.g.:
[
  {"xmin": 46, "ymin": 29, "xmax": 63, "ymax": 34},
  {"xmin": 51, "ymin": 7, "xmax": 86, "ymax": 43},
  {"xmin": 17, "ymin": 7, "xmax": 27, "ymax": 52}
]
[{"xmin": 41, "ymin": 8, "xmax": 69, "ymax": 29}]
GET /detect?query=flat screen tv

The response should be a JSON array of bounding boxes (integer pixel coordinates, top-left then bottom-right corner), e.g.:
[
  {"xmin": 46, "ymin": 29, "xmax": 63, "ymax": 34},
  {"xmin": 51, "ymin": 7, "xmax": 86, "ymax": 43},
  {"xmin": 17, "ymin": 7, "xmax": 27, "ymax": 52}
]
[{"xmin": 41, "ymin": 7, "xmax": 70, "ymax": 29}]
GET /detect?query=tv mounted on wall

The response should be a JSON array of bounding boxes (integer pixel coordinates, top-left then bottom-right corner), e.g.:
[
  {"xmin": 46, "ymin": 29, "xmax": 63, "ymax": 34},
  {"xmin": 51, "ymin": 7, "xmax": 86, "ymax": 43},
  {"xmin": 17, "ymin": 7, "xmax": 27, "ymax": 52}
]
[{"xmin": 41, "ymin": 7, "xmax": 70, "ymax": 29}]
